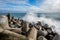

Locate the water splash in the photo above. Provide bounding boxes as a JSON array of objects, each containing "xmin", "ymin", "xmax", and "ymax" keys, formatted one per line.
[{"xmin": 23, "ymin": 13, "xmax": 60, "ymax": 35}]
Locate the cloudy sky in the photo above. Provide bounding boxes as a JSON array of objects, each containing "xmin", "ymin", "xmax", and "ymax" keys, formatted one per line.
[{"xmin": 0, "ymin": 0, "xmax": 60, "ymax": 13}]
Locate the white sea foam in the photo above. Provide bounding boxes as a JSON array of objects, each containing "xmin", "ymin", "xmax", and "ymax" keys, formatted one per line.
[{"xmin": 23, "ymin": 13, "xmax": 60, "ymax": 35}]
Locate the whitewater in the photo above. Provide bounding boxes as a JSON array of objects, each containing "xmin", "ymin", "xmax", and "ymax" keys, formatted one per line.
[{"xmin": 23, "ymin": 13, "xmax": 60, "ymax": 35}]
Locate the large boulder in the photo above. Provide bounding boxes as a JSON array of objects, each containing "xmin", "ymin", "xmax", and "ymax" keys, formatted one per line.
[
  {"xmin": 37, "ymin": 30, "xmax": 48, "ymax": 37},
  {"xmin": 0, "ymin": 15, "xmax": 10, "ymax": 29},
  {"xmin": 28, "ymin": 27, "xmax": 37, "ymax": 40}
]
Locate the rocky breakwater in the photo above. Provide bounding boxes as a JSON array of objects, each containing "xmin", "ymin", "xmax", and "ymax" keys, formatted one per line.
[{"xmin": 0, "ymin": 13, "xmax": 59, "ymax": 40}]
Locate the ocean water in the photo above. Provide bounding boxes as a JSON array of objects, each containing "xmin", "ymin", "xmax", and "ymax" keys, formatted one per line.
[
  {"xmin": 0, "ymin": 13, "xmax": 26, "ymax": 18},
  {"xmin": 0, "ymin": 13, "xmax": 60, "ymax": 35},
  {"xmin": 0, "ymin": 13, "xmax": 60, "ymax": 21}
]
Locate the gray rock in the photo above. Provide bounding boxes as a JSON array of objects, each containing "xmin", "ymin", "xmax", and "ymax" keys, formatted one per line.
[
  {"xmin": 35, "ymin": 25, "xmax": 42, "ymax": 30},
  {"xmin": 22, "ymin": 22, "xmax": 30, "ymax": 32},
  {"xmin": 38, "ymin": 36, "xmax": 47, "ymax": 40},
  {"xmin": 37, "ymin": 30, "xmax": 48, "ymax": 37},
  {"xmin": 47, "ymin": 29, "xmax": 52, "ymax": 33},
  {"xmin": 53, "ymin": 35, "xmax": 60, "ymax": 40}
]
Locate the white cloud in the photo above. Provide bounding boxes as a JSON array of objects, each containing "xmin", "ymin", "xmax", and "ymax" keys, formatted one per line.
[
  {"xmin": 0, "ymin": 0, "xmax": 31, "ymax": 12},
  {"xmin": 39, "ymin": 0, "xmax": 60, "ymax": 13},
  {"xmin": 0, "ymin": 0, "xmax": 60, "ymax": 13},
  {"xmin": 3, "ymin": 0, "xmax": 28, "ymax": 4},
  {"xmin": 27, "ymin": 0, "xmax": 60, "ymax": 13}
]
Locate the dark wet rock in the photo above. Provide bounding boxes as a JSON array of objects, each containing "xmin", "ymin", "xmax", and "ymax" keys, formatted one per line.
[
  {"xmin": 43, "ymin": 24, "xmax": 49, "ymax": 30},
  {"xmin": 35, "ymin": 25, "xmax": 42, "ymax": 30},
  {"xmin": 38, "ymin": 36, "xmax": 47, "ymax": 40},
  {"xmin": 48, "ymin": 32, "xmax": 58, "ymax": 37},
  {"xmin": 53, "ymin": 35, "xmax": 60, "ymax": 40},
  {"xmin": 11, "ymin": 16, "xmax": 16, "ymax": 25},
  {"xmin": 47, "ymin": 28, "xmax": 52, "ymax": 34},
  {"xmin": 6, "ymin": 13, "xmax": 11, "ymax": 21},
  {"xmin": 36, "ymin": 21, "xmax": 41, "ymax": 26},
  {"xmin": 46, "ymin": 34, "xmax": 54, "ymax": 40},
  {"xmin": 29, "ymin": 23, "xmax": 33, "ymax": 28},
  {"xmin": 21, "ymin": 22, "xmax": 30, "ymax": 36},
  {"xmin": 37, "ymin": 29, "xmax": 48, "ymax": 37}
]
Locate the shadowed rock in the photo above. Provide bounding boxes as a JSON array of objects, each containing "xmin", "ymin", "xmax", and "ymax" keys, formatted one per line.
[
  {"xmin": 43, "ymin": 24, "xmax": 49, "ymax": 30},
  {"xmin": 38, "ymin": 36, "xmax": 47, "ymax": 40},
  {"xmin": 29, "ymin": 23, "xmax": 33, "ymax": 28},
  {"xmin": 35, "ymin": 25, "xmax": 42, "ymax": 30},
  {"xmin": 47, "ymin": 28, "xmax": 52, "ymax": 34},
  {"xmin": 22, "ymin": 22, "xmax": 30, "ymax": 32},
  {"xmin": 37, "ymin": 29, "xmax": 48, "ymax": 37},
  {"xmin": 22, "ymin": 22, "xmax": 30, "ymax": 35},
  {"xmin": 15, "ymin": 18, "xmax": 23, "ymax": 28},
  {"xmin": 53, "ymin": 35, "xmax": 60, "ymax": 40},
  {"xmin": 6, "ymin": 13, "xmax": 11, "ymax": 21},
  {"xmin": 0, "ymin": 28, "xmax": 28, "ymax": 40},
  {"xmin": 36, "ymin": 21, "xmax": 41, "ymax": 26},
  {"xmin": 11, "ymin": 16, "xmax": 16, "ymax": 25}
]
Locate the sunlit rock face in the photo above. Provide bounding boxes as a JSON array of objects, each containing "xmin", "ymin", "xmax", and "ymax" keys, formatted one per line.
[
  {"xmin": 28, "ymin": 27, "xmax": 37, "ymax": 40},
  {"xmin": 0, "ymin": 15, "xmax": 10, "ymax": 29}
]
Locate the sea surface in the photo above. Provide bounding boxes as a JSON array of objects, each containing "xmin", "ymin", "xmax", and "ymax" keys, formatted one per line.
[
  {"xmin": 0, "ymin": 13, "xmax": 26, "ymax": 18},
  {"xmin": 0, "ymin": 13, "xmax": 60, "ymax": 21}
]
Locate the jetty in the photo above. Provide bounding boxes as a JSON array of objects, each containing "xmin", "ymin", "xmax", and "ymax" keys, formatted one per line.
[{"xmin": 0, "ymin": 13, "xmax": 59, "ymax": 40}]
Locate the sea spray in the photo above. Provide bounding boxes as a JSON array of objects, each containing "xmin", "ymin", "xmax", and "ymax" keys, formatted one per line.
[
  {"xmin": 23, "ymin": 12, "xmax": 38, "ymax": 23},
  {"xmin": 23, "ymin": 13, "xmax": 60, "ymax": 35}
]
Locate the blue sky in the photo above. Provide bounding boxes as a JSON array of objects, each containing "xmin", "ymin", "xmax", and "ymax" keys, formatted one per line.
[
  {"xmin": 0, "ymin": 0, "xmax": 60, "ymax": 13},
  {"xmin": 0, "ymin": 0, "xmax": 44, "ymax": 13},
  {"xmin": 28, "ymin": 0, "xmax": 44, "ymax": 6}
]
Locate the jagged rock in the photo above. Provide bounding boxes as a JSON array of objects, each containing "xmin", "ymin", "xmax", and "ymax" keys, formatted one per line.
[{"xmin": 38, "ymin": 36, "xmax": 47, "ymax": 40}]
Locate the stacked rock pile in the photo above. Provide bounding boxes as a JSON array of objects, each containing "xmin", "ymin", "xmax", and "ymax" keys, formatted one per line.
[{"xmin": 0, "ymin": 13, "xmax": 59, "ymax": 40}]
